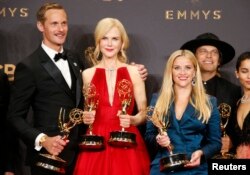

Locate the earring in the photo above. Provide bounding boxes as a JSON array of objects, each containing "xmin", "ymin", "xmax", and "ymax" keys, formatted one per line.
[{"xmin": 192, "ymin": 78, "xmax": 196, "ymax": 86}]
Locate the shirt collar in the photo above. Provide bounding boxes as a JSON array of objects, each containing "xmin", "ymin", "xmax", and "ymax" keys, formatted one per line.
[{"xmin": 41, "ymin": 42, "xmax": 64, "ymax": 60}]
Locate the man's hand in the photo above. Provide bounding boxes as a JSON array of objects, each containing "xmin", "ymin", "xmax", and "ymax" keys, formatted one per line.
[
  {"xmin": 41, "ymin": 135, "xmax": 69, "ymax": 156},
  {"xmin": 131, "ymin": 62, "xmax": 148, "ymax": 81}
]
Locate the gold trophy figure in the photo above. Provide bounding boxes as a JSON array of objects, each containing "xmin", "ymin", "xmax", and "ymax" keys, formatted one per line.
[
  {"xmin": 146, "ymin": 106, "xmax": 189, "ymax": 172},
  {"xmin": 218, "ymin": 103, "xmax": 231, "ymax": 137},
  {"xmin": 36, "ymin": 108, "xmax": 83, "ymax": 174},
  {"xmin": 108, "ymin": 79, "xmax": 137, "ymax": 148},
  {"xmin": 213, "ymin": 103, "xmax": 235, "ymax": 159},
  {"xmin": 79, "ymin": 83, "xmax": 104, "ymax": 150}
]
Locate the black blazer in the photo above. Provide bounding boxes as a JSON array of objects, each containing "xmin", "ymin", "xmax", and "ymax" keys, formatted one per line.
[
  {"xmin": 0, "ymin": 69, "xmax": 12, "ymax": 173},
  {"xmin": 7, "ymin": 46, "xmax": 83, "ymax": 167},
  {"xmin": 0, "ymin": 69, "xmax": 9, "ymax": 132},
  {"xmin": 203, "ymin": 75, "xmax": 242, "ymax": 136}
]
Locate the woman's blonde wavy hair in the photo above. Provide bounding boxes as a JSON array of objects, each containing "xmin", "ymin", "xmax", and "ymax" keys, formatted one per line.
[
  {"xmin": 155, "ymin": 49, "xmax": 212, "ymax": 123},
  {"xmin": 86, "ymin": 18, "xmax": 129, "ymax": 66}
]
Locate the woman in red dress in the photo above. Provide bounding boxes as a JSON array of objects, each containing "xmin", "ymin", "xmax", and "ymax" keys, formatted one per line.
[{"xmin": 73, "ymin": 17, "xmax": 150, "ymax": 175}]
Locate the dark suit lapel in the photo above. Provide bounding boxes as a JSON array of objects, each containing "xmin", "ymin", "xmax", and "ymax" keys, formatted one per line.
[
  {"xmin": 38, "ymin": 48, "xmax": 73, "ymax": 97},
  {"xmin": 66, "ymin": 52, "xmax": 83, "ymax": 106}
]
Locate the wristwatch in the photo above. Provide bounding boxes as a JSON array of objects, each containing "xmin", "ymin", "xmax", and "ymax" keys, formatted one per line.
[{"xmin": 39, "ymin": 135, "xmax": 48, "ymax": 147}]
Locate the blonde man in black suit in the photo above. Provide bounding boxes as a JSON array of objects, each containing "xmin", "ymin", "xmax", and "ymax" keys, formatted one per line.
[{"xmin": 7, "ymin": 3, "xmax": 83, "ymax": 175}]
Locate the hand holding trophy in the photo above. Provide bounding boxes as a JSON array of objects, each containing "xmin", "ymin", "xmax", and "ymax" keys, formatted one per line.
[
  {"xmin": 36, "ymin": 108, "xmax": 83, "ymax": 174},
  {"xmin": 79, "ymin": 82, "xmax": 104, "ymax": 150},
  {"xmin": 213, "ymin": 103, "xmax": 235, "ymax": 159},
  {"xmin": 108, "ymin": 79, "xmax": 137, "ymax": 148},
  {"xmin": 146, "ymin": 106, "xmax": 189, "ymax": 172}
]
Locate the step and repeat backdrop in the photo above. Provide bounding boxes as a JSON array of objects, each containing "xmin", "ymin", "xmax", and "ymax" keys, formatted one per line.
[
  {"xmin": 1, "ymin": 0, "xmax": 250, "ymax": 174},
  {"xmin": 1, "ymin": 0, "xmax": 250, "ymax": 86}
]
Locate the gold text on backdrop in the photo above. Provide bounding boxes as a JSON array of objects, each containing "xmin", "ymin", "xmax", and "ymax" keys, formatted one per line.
[
  {"xmin": 165, "ymin": 10, "xmax": 221, "ymax": 20},
  {"xmin": 0, "ymin": 7, "xmax": 29, "ymax": 17}
]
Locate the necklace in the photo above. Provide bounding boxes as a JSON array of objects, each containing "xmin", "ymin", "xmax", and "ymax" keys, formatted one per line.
[
  {"xmin": 106, "ymin": 68, "xmax": 116, "ymax": 72},
  {"xmin": 102, "ymin": 60, "xmax": 118, "ymax": 105},
  {"xmin": 105, "ymin": 67, "xmax": 116, "ymax": 106},
  {"xmin": 240, "ymin": 95, "xmax": 250, "ymax": 104}
]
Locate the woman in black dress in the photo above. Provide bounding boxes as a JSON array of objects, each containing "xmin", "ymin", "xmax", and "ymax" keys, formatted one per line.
[{"xmin": 232, "ymin": 51, "xmax": 250, "ymax": 158}]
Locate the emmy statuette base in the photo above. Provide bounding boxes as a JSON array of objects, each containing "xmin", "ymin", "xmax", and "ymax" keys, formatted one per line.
[
  {"xmin": 160, "ymin": 153, "xmax": 189, "ymax": 172},
  {"xmin": 36, "ymin": 153, "xmax": 67, "ymax": 174},
  {"xmin": 108, "ymin": 131, "xmax": 137, "ymax": 148},
  {"xmin": 79, "ymin": 135, "xmax": 105, "ymax": 151}
]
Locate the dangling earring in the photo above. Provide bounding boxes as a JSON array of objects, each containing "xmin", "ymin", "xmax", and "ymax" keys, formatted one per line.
[{"xmin": 192, "ymin": 78, "xmax": 196, "ymax": 86}]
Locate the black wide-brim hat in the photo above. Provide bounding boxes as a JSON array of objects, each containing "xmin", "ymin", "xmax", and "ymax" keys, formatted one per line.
[{"xmin": 180, "ymin": 33, "xmax": 235, "ymax": 65}]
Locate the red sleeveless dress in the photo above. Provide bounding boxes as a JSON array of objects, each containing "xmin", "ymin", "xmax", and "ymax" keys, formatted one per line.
[{"xmin": 73, "ymin": 67, "xmax": 150, "ymax": 175}]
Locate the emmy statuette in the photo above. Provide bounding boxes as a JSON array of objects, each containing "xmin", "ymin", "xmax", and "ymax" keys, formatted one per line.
[
  {"xmin": 213, "ymin": 103, "xmax": 235, "ymax": 159},
  {"xmin": 108, "ymin": 79, "xmax": 137, "ymax": 148},
  {"xmin": 79, "ymin": 83, "xmax": 104, "ymax": 150},
  {"xmin": 36, "ymin": 108, "xmax": 83, "ymax": 174},
  {"xmin": 146, "ymin": 106, "xmax": 189, "ymax": 172}
]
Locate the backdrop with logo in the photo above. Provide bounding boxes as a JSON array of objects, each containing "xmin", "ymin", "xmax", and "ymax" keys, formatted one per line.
[
  {"xmin": 1, "ymin": 0, "xmax": 250, "ymax": 84},
  {"xmin": 1, "ymin": 0, "xmax": 250, "ymax": 174}
]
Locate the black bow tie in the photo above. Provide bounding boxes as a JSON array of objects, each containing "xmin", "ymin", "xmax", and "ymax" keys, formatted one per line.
[{"xmin": 54, "ymin": 52, "xmax": 67, "ymax": 62}]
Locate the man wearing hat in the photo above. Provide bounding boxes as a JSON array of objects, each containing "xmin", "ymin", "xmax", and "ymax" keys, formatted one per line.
[{"xmin": 181, "ymin": 32, "xmax": 242, "ymax": 157}]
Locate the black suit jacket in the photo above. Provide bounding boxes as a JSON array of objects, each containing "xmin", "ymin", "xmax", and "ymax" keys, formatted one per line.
[
  {"xmin": 0, "ymin": 69, "xmax": 9, "ymax": 138},
  {"xmin": 0, "ymin": 69, "xmax": 12, "ymax": 173},
  {"xmin": 7, "ymin": 46, "xmax": 83, "ymax": 168},
  {"xmin": 203, "ymin": 75, "xmax": 242, "ymax": 138}
]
